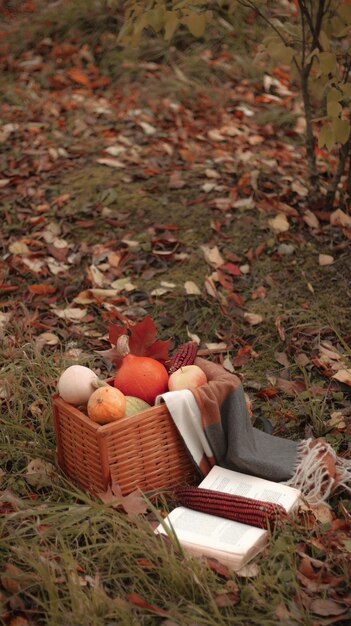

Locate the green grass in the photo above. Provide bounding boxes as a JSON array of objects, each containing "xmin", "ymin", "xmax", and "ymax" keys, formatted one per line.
[
  {"xmin": 0, "ymin": 341, "xmax": 340, "ymax": 626},
  {"xmin": 1, "ymin": 193, "xmax": 351, "ymax": 623},
  {"xmin": 1, "ymin": 2, "xmax": 351, "ymax": 624}
]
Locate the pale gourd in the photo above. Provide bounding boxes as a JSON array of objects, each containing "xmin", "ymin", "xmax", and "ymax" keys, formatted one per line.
[
  {"xmin": 57, "ymin": 365, "xmax": 99, "ymax": 405},
  {"xmin": 125, "ymin": 396, "xmax": 151, "ymax": 417}
]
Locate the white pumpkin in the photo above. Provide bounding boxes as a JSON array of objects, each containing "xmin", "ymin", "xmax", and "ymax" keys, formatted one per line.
[{"xmin": 57, "ymin": 365, "xmax": 99, "ymax": 405}]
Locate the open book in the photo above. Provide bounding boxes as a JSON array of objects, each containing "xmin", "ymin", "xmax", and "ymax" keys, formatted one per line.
[{"xmin": 155, "ymin": 465, "xmax": 301, "ymax": 570}]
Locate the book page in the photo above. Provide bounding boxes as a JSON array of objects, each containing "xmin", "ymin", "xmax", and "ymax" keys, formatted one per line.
[
  {"xmin": 156, "ymin": 506, "xmax": 266, "ymax": 555},
  {"xmin": 199, "ymin": 466, "xmax": 301, "ymax": 512}
]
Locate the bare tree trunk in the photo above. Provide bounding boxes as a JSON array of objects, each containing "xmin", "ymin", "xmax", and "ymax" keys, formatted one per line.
[
  {"xmin": 346, "ymin": 153, "xmax": 351, "ymax": 210},
  {"xmin": 300, "ymin": 67, "xmax": 320, "ymax": 197},
  {"xmin": 324, "ymin": 144, "xmax": 350, "ymax": 210},
  {"xmin": 325, "ymin": 112, "xmax": 351, "ymax": 210}
]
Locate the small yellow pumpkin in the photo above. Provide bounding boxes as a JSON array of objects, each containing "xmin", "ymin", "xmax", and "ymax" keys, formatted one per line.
[{"xmin": 87, "ymin": 386, "xmax": 126, "ymax": 424}]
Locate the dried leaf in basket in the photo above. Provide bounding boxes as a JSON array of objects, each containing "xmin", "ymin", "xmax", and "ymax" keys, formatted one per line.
[
  {"xmin": 97, "ymin": 316, "xmax": 171, "ymax": 367},
  {"xmin": 97, "ymin": 481, "xmax": 148, "ymax": 516}
]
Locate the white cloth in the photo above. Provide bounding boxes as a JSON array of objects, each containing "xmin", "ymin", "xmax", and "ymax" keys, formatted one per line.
[{"xmin": 156, "ymin": 390, "xmax": 213, "ymax": 468}]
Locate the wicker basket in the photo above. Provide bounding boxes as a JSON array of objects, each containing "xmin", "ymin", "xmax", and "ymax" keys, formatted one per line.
[{"xmin": 52, "ymin": 387, "xmax": 197, "ymax": 496}]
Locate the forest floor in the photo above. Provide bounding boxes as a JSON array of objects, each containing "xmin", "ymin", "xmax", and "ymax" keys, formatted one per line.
[{"xmin": 1, "ymin": 2, "xmax": 351, "ymax": 625}]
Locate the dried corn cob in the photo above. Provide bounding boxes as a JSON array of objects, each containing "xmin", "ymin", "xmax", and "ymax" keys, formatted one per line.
[
  {"xmin": 173, "ymin": 486, "xmax": 288, "ymax": 529},
  {"xmin": 166, "ymin": 341, "xmax": 199, "ymax": 374}
]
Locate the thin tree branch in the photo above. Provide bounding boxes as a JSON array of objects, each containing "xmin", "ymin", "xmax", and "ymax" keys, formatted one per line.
[
  {"xmin": 342, "ymin": 57, "xmax": 351, "ymax": 84},
  {"xmin": 236, "ymin": 0, "xmax": 302, "ymax": 72},
  {"xmin": 346, "ymin": 155, "xmax": 351, "ymax": 208},
  {"xmin": 325, "ymin": 128, "xmax": 351, "ymax": 210},
  {"xmin": 298, "ymin": 0, "xmax": 315, "ymax": 45}
]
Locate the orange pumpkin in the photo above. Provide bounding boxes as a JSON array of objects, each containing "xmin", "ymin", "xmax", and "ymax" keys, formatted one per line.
[
  {"xmin": 87, "ymin": 386, "xmax": 126, "ymax": 424},
  {"xmin": 114, "ymin": 335, "xmax": 169, "ymax": 405}
]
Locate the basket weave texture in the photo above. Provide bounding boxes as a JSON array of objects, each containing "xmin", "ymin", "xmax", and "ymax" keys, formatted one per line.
[{"xmin": 52, "ymin": 387, "xmax": 196, "ymax": 496}]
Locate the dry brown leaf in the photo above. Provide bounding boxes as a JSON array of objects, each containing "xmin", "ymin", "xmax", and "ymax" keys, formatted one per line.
[
  {"xmin": 295, "ymin": 353, "xmax": 310, "ymax": 366},
  {"xmin": 208, "ymin": 128, "xmax": 226, "ymax": 141},
  {"xmin": 204, "ymin": 276, "xmax": 219, "ymax": 299},
  {"xmin": 248, "ymin": 134, "xmax": 264, "ymax": 145},
  {"xmin": 299, "ymin": 500, "xmax": 333, "ymax": 525},
  {"xmin": 330, "ymin": 208, "xmax": 351, "ymax": 228},
  {"xmin": 236, "ymin": 562, "xmax": 260, "ymax": 577},
  {"xmin": 309, "ymin": 598, "xmax": 348, "ymax": 617},
  {"xmin": 25, "ymin": 459, "xmax": 56, "ymax": 488},
  {"xmin": 201, "ymin": 244, "xmax": 225, "ymax": 267},
  {"xmin": 74, "ymin": 289, "xmax": 121, "ymax": 304},
  {"xmin": 291, "ymin": 180, "xmax": 308, "ymax": 197},
  {"xmin": 9, "ymin": 241, "xmax": 30, "ymax": 255},
  {"xmin": 275, "ymin": 351, "xmax": 290, "ymax": 367},
  {"xmin": 1, "ymin": 564, "xmax": 24, "ymax": 593},
  {"xmin": 184, "ymin": 280, "xmax": 201, "ymax": 295},
  {"xmin": 303, "ymin": 209, "xmax": 320, "ymax": 229},
  {"xmin": 205, "ymin": 168, "xmax": 221, "ymax": 179},
  {"xmin": 222, "ymin": 357, "xmax": 235, "ymax": 372},
  {"xmin": 35, "ymin": 332, "xmax": 60, "ymax": 349},
  {"xmin": 0, "ymin": 311, "xmax": 11, "ymax": 332},
  {"xmin": 47, "ymin": 258, "xmax": 69, "ymax": 275},
  {"xmin": 41, "ymin": 222, "xmax": 61, "ymax": 243},
  {"xmin": 243, "ymin": 312, "xmax": 263, "ymax": 326},
  {"xmin": 127, "ymin": 592, "xmax": 168, "ymax": 615},
  {"xmin": 204, "ymin": 557, "xmax": 231, "ymax": 578},
  {"xmin": 169, "ymin": 171, "xmax": 186, "ymax": 189},
  {"xmin": 326, "ymin": 411, "xmax": 346, "ymax": 431},
  {"xmin": 251, "ymin": 286, "xmax": 267, "ymax": 300},
  {"xmin": 276, "ymin": 378, "xmax": 306, "ymax": 395},
  {"xmin": 88, "ymin": 264, "xmax": 106, "ymax": 287},
  {"xmin": 213, "ymin": 589, "xmax": 240, "ymax": 607},
  {"xmin": 204, "ymin": 342, "xmax": 226, "ymax": 352},
  {"xmin": 268, "ymin": 213, "xmax": 290, "ymax": 232},
  {"xmin": 97, "ymin": 482, "xmax": 148, "ymax": 516},
  {"xmin": 296, "ymin": 570, "xmax": 320, "ymax": 593},
  {"xmin": 67, "ymin": 67, "xmax": 92, "ymax": 87},
  {"xmin": 138, "ymin": 121, "xmax": 157, "ymax": 135},
  {"xmin": 105, "ymin": 145, "xmax": 126, "ymax": 156},
  {"xmin": 49, "ymin": 237, "xmax": 69, "ymax": 258},
  {"xmin": 0, "ymin": 380, "xmax": 13, "ymax": 400},
  {"xmin": 108, "ymin": 251, "xmax": 122, "ymax": 267},
  {"xmin": 274, "ymin": 601, "xmax": 292, "ymax": 622},
  {"xmin": 186, "ymin": 328, "xmax": 201, "ymax": 344},
  {"xmin": 319, "ymin": 343, "xmax": 343, "ymax": 361},
  {"xmin": 319, "ymin": 254, "xmax": 334, "ymax": 266},
  {"xmin": 202, "ymin": 182, "xmax": 217, "ymax": 193},
  {"xmin": 232, "ymin": 196, "xmax": 255, "ymax": 210},
  {"xmin": 53, "ymin": 307, "xmax": 88, "ymax": 322},
  {"xmin": 110, "ymin": 278, "xmax": 136, "ymax": 291},
  {"xmin": 275, "ymin": 315, "xmax": 286, "ymax": 341},
  {"xmin": 28, "ymin": 283, "xmax": 56, "ymax": 295},
  {"xmin": 332, "ymin": 369, "xmax": 351, "ymax": 386}
]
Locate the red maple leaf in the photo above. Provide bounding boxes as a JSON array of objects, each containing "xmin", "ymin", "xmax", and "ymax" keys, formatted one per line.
[{"xmin": 105, "ymin": 316, "xmax": 171, "ymax": 366}]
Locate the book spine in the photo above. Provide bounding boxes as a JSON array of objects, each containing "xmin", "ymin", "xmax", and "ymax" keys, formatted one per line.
[{"xmin": 174, "ymin": 486, "xmax": 288, "ymax": 529}]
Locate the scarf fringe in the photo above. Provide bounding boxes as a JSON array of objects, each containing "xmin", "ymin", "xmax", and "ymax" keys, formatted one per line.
[{"xmin": 285, "ymin": 439, "xmax": 351, "ymax": 505}]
